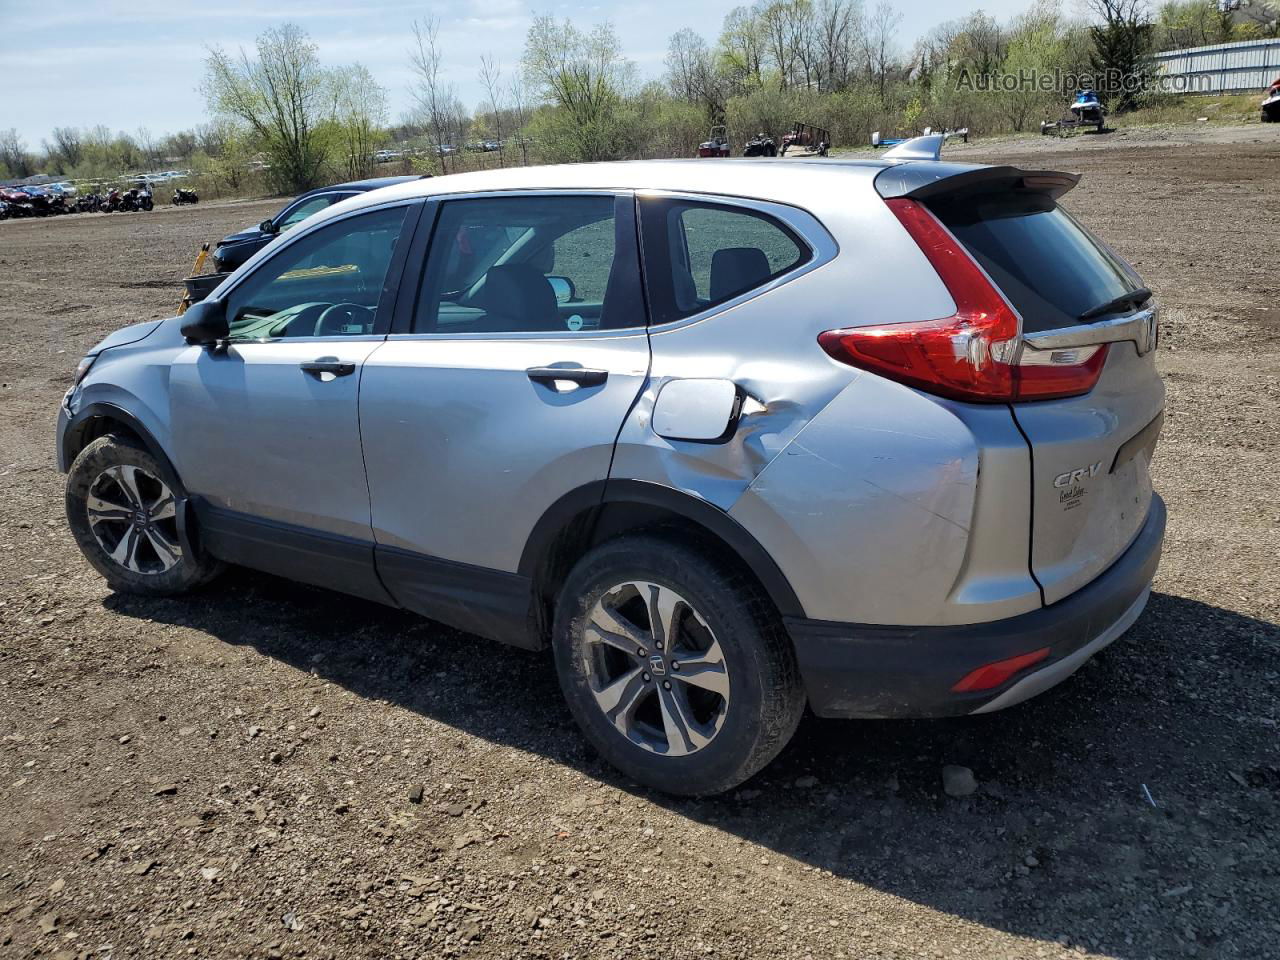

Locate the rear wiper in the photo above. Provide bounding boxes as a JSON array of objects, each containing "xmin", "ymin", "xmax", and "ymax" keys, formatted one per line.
[{"xmin": 1078, "ymin": 287, "xmax": 1151, "ymax": 321}]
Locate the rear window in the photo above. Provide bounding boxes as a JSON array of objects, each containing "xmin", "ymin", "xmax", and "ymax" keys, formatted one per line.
[{"xmin": 928, "ymin": 193, "xmax": 1143, "ymax": 333}]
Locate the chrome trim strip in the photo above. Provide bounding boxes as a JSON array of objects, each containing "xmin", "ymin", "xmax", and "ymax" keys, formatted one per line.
[{"xmin": 1022, "ymin": 306, "xmax": 1158, "ymax": 355}]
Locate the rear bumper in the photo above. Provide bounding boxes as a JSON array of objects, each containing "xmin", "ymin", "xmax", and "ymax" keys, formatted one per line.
[{"xmin": 785, "ymin": 493, "xmax": 1166, "ymax": 718}]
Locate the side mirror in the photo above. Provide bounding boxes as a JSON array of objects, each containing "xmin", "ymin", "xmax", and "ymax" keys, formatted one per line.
[
  {"xmin": 546, "ymin": 275, "xmax": 576, "ymax": 304},
  {"xmin": 259, "ymin": 218, "xmax": 278, "ymax": 235},
  {"xmin": 180, "ymin": 299, "xmax": 229, "ymax": 345}
]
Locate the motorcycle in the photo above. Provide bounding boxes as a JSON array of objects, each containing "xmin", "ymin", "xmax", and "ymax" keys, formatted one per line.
[
  {"xmin": 172, "ymin": 188, "xmax": 199, "ymax": 205},
  {"xmin": 103, "ymin": 189, "xmax": 122, "ymax": 213}
]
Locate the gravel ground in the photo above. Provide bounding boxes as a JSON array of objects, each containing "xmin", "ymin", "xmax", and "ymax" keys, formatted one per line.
[{"xmin": 1, "ymin": 125, "xmax": 1278, "ymax": 960}]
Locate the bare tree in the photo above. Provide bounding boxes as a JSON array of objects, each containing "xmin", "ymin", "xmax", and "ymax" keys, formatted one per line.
[
  {"xmin": 665, "ymin": 28, "xmax": 728, "ymax": 119},
  {"xmin": 479, "ymin": 54, "xmax": 506, "ymax": 167},
  {"xmin": 0, "ymin": 128, "xmax": 34, "ymax": 179},
  {"xmin": 46, "ymin": 127, "xmax": 84, "ymax": 171},
  {"xmin": 863, "ymin": 0, "xmax": 901, "ymax": 103},
  {"xmin": 508, "ymin": 74, "xmax": 531, "ymax": 165},
  {"xmin": 814, "ymin": 0, "xmax": 862, "ymax": 92},
  {"xmin": 409, "ymin": 16, "xmax": 461, "ymax": 174},
  {"xmin": 135, "ymin": 127, "xmax": 160, "ymax": 171}
]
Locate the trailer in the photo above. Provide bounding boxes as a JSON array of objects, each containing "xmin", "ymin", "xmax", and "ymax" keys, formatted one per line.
[{"xmin": 780, "ymin": 122, "xmax": 830, "ymax": 156}]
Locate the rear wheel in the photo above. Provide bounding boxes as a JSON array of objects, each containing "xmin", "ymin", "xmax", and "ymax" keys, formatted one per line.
[
  {"xmin": 66, "ymin": 433, "xmax": 221, "ymax": 595},
  {"xmin": 552, "ymin": 535, "xmax": 805, "ymax": 795}
]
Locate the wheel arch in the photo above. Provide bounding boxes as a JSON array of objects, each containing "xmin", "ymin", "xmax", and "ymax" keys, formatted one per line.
[
  {"xmin": 61, "ymin": 402, "xmax": 168, "ymax": 474},
  {"xmin": 519, "ymin": 479, "xmax": 805, "ymax": 646}
]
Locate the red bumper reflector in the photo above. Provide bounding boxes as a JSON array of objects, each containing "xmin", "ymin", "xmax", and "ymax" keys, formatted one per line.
[{"xmin": 951, "ymin": 647, "xmax": 1051, "ymax": 693}]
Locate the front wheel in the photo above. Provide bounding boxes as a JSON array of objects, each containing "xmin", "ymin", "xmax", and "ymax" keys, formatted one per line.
[
  {"xmin": 65, "ymin": 433, "xmax": 221, "ymax": 595},
  {"xmin": 552, "ymin": 535, "xmax": 805, "ymax": 796}
]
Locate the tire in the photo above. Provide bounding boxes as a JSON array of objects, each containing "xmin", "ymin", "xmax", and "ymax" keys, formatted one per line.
[
  {"xmin": 65, "ymin": 433, "xmax": 221, "ymax": 596},
  {"xmin": 552, "ymin": 534, "xmax": 805, "ymax": 796}
]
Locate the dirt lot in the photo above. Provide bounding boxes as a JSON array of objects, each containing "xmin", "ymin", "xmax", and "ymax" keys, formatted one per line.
[{"xmin": 1, "ymin": 125, "xmax": 1278, "ymax": 960}]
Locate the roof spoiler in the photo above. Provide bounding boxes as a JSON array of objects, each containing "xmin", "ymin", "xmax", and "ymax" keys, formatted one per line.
[
  {"xmin": 882, "ymin": 134, "xmax": 946, "ymax": 161},
  {"xmin": 875, "ymin": 164, "xmax": 1080, "ymax": 201}
]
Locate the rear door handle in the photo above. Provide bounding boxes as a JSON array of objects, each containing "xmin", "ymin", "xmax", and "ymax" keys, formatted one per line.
[
  {"xmin": 301, "ymin": 357, "xmax": 356, "ymax": 378},
  {"xmin": 526, "ymin": 366, "xmax": 608, "ymax": 388}
]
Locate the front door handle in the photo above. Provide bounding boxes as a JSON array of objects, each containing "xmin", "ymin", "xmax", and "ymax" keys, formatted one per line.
[
  {"xmin": 526, "ymin": 366, "xmax": 608, "ymax": 388},
  {"xmin": 301, "ymin": 357, "xmax": 356, "ymax": 378}
]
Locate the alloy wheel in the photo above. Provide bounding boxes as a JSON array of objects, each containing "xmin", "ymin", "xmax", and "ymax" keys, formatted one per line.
[
  {"xmin": 85, "ymin": 465, "xmax": 182, "ymax": 575},
  {"xmin": 581, "ymin": 581, "xmax": 731, "ymax": 756}
]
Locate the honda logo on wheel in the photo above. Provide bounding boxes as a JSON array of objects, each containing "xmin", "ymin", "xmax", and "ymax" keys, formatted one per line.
[{"xmin": 648, "ymin": 655, "xmax": 667, "ymax": 676}]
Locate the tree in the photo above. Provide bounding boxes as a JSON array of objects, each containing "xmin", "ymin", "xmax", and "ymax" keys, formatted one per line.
[
  {"xmin": 523, "ymin": 17, "xmax": 633, "ymax": 162},
  {"xmin": 409, "ymin": 17, "xmax": 466, "ymax": 174},
  {"xmin": 135, "ymin": 127, "xmax": 161, "ymax": 171},
  {"xmin": 863, "ymin": 1, "xmax": 901, "ymax": 104},
  {"xmin": 479, "ymin": 55, "xmax": 507, "ymax": 166},
  {"xmin": 331, "ymin": 64, "xmax": 388, "ymax": 179},
  {"xmin": 1237, "ymin": 0, "xmax": 1280, "ymax": 38},
  {"xmin": 203, "ymin": 24, "xmax": 331, "ymax": 192},
  {"xmin": 1088, "ymin": 0, "xmax": 1155, "ymax": 112},
  {"xmin": 814, "ymin": 0, "xmax": 863, "ymax": 92},
  {"xmin": 720, "ymin": 6, "xmax": 767, "ymax": 92},
  {"xmin": 0, "ymin": 129, "xmax": 34, "ymax": 179},
  {"xmin": 508, "ymin": 74, "xmax": 532, "ymax": 165},
  {"xmin": 666, "ymin": 27, "xmax": 728, "ymax": 120},
  {"xmin": 46, "ymin": 127, "xmax": 84, "ymax": 171},
  {"xmin": 1156, "ymin": 0, "xmax": 1232, "ymax": 48},
  {"xmin": 1001, "ymin": 1, "xmax": 1067, "ymax": 132}
]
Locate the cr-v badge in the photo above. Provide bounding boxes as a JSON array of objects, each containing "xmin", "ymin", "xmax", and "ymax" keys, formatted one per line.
[{"xmin": 1054, "ymin": 461, "xmax": 1102, "ymax": 488}]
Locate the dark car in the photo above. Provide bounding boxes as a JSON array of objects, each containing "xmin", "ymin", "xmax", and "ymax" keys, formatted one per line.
[{"xmin": 213, "ymin": 176, "xmax": 422, "ymax": 272}]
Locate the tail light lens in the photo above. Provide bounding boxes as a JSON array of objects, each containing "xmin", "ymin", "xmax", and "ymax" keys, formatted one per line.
[{"xmin": 818, "ymin": 198, "xmax": 1107, "ymax": 403}]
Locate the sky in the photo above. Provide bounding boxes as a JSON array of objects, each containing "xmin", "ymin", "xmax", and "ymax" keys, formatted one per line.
[{"xmin": 0, "ymin": 0, "xmax": 1036, "ymax": 151}]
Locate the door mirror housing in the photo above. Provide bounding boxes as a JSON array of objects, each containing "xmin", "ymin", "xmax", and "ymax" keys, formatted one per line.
[
  {"xmin": 180, "ymin": 298, "xmax": 229, "ymax": 345},
  {"xmin": 546, "ymin": 275, "xmax": 576, "ymax": 304},
  {"xmin": 259, "ymin": 218, "xmax": 278, "ymax": 235}
]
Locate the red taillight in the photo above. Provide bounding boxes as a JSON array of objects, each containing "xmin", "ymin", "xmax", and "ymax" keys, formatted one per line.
[
  {"xmin": 951, "ymin": 647, "xmax": 1051, "ymax": 693},
  {"xmin": 818, "ymin": 197, "xmax": 1106, "ymax": 403}
]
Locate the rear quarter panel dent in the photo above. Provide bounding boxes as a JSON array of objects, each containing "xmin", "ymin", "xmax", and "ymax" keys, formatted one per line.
[{"xmin": 728, "ymin": 375, "xmax": 982, "ymax": 626}]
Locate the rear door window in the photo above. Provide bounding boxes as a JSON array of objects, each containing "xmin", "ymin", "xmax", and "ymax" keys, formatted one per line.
[
  {"xmin": 928, "ymin": 193, "xmax": 1144, "ymax": 333},
  {"xmin": 639, "ymin": 199, "xmax": 810, "ymax": 325}
]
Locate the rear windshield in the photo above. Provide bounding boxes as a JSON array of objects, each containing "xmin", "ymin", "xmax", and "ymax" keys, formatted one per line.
[{"xmin": 928, "ymin": 192, "xmax": 1143, "ymax": 333}]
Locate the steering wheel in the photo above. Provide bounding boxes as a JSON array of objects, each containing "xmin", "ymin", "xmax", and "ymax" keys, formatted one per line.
[{"xmin": 314, "ymin": 302, "xmax": 375, "ymax": 337}]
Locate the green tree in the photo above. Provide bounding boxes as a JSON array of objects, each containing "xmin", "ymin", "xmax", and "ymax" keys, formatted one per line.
[
  {"xmin": 523, "ymin": 17, "xmax": 634, "ymax": 162},
  {"xmin": 331, "ymin": 64, "xmax": 388, "ymax": 180},
  {"xmin": 1088, "ymin": 0, "xmax": 1155, "ymax": 112},
  {"xmin": 203, "ymin": 24, "xmax": 332, "ymax": 192}
]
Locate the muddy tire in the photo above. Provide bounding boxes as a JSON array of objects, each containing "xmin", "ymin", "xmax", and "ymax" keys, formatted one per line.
[
  {"xmin": 552, "ymin": 534, "xmax": 805, "ymax": 796},
  {"xmin": 65, "ymin": 433, "xmax": 221, "ymax": 596}
]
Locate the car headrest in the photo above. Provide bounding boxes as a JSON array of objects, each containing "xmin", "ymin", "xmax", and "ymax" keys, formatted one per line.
[
  {"xmin": 478, "ymin": 263, "xmax": 558, "ymax": 331},
  {"xmin": 710, "ymin": 247, "xmax": 772, "ymax": 302}
]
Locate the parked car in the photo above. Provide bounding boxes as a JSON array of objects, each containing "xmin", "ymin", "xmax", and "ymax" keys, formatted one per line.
[
  {"xmin": 212, "ymin": 175, "xmax": 421, "ymax": 272},
  {"xmin": 58, "ymin": 152, "xmax": 1165, "ymax": 796}
]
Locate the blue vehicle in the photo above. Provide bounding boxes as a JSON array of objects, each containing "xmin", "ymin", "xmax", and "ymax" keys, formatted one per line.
[{"xmin": 1070, "ymin": 89, "xmax": 1106, "ymax": 131}]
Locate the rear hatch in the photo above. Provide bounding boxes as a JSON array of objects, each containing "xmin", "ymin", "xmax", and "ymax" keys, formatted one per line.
[{"xmin": 927, "ymin": 181, "xmax": 1164, "ymax": 603}]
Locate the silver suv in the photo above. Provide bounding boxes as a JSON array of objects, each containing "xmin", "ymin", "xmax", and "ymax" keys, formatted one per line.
[{"xmin": 57, "ymin": 152, "xmax": 1165, "ymax": 795}]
